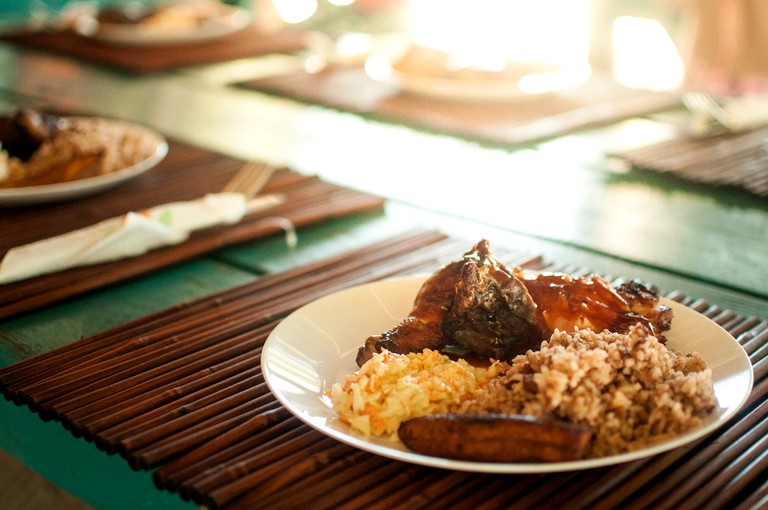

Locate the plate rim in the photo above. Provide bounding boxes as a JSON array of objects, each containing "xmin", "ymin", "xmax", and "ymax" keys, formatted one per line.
[
  {"xmin": 0, "ymin": 116, "xmax": 168, "ymax": 206},
  {"xmin": 262, "ymin": 276, "xmax": 754, "ymax": 473}
]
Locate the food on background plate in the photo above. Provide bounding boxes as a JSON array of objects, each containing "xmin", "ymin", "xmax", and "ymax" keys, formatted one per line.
[
  {"xmin": 96, "ymin": 0, "xmax": 231, "ymax": 29},
  {"xmin": 0, "ymin": 109, "xmax": 158, "ymax": 188},
  {"xmin": 391, "ymin": 44, "xmax": 564, "ymax": 83},
  {"xmin": 329, "ymin": 240, "xmax": 716, "ymax": 462}
]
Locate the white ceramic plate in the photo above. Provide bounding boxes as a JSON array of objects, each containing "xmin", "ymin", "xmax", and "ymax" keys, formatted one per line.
[
  {"xmin": 364, "ymin": 52, "xmax": 590, "ymax": 102},
  {"xmin": 0, "ymin": 118, "xmax": 168, "ymax": 206},
  {"xmin": 81, "ymin": 5, "xmax": 251, "ymax": 46},
  {"xmin": 262, "ymin": 276, "xmax": 754, "ymax": 473}
]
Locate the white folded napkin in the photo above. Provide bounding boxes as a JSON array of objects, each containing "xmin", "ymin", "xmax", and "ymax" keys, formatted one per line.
[{"xmin": 0, "ymin": 192, "xmax": 283, "ymax": 284}]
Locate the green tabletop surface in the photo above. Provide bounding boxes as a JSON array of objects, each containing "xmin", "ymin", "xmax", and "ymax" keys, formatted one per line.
[{"xmin": 1, "ymin": 17, "xmax": 767, "ymax": 510}]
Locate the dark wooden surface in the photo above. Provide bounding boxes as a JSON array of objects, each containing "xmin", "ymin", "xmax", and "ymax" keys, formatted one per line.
[
  {"xmin": 239, "ymin": 67, "xmax": 681, "ymax": 146},
  {"xmin": 0, "ymin": 141, "xmax": 384, "ymax": 320},
  {"xmin": 610, "ymin": 125, "xmax": 768, "ymax": 197},
  {"xmin": 0, "ymin": 25, "xmax": 310, "ymax": 73},
  {"xmin": 2, "ymin": 230, "xmax": 765, "ymax": 510}
]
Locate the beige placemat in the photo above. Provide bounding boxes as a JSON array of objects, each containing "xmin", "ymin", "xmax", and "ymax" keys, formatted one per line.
[
  {"xmin": 238, "ymin": 67, "xmax": 681, "ymax": 146},
  {"xmin": 610, "ymin": 127, "xmax": 768, "ymax": 197}
]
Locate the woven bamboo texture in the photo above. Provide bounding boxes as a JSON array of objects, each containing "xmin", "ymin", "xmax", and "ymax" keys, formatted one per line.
[
  {"xmin": 1, "ymin": 229, "xmax": 766, "ymax": 510},
  {"xmin": 0, "ymin": 139, "xmax": 385, "ymax": 320},
  {"xmin": 610, "ymin": 127, "xmax": 768, "ymax": 197},
  {"xmin": 0, "ymin": 25, "xmax": 310, "ymax": 74},
  {"xmin": 238, "ymin": 68, "xmax": 681, "ymax": 146}
]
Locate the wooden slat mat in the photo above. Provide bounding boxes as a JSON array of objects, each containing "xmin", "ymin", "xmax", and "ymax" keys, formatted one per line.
[
  {"xmin": 237, "ymin": 68, "xmax": 681, "ymax": 146},
  {"xmin": 2, "ymin": 229, "xmax": 767, "ymax": 510},
  {"xmin": 0, "ymin": 25, "xmax": 311, "ymax": 74},
  {"xmin": 609, "ymin": 127, "xmax": 768, "ymax": 197},
  {"xmin": 0, "ymin": 139, "xmax": 385, "ymax": 320}
]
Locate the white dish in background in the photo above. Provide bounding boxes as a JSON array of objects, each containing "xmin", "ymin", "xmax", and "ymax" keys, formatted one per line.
[
  {"xmin": 262, "ymin": 276, "xmax": 754, "ymax": 473},
  {"xmin": 0, "ymin": 118, "xmax": 167, "ymax": 206},
  {"xmin": 77, "ymin": 4, "xmax": 252, "ymax": 46}
]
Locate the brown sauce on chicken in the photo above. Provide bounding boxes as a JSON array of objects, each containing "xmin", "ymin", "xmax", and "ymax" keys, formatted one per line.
[
  {"xmin": 357, "ymin": 240, "xmax": 672, "ymax": 366},
  {"xmin": 518, "ymin": 271, "xmax": 672, "ymax": 339}
]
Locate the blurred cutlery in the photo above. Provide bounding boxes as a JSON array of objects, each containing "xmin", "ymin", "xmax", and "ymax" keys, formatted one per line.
[
  {"xmin": 222, "ymin": 161, "xmax": 274, "ymax": 197},
  {"xmin": 683, "ymin": 91, "xmax": 768, "ymax": 136}
]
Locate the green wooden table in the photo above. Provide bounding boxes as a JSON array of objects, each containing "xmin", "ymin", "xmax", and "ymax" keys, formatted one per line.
[{"xmin": 1, "ymin": 37, "xmax": 767, "ymax": 510}]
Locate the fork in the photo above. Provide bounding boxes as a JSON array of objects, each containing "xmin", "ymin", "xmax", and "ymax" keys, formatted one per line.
[
  {"xmin": 682, "ymin": 91, "xmax": 738, "ymax": 133},
  {"xmin": 220, "ymin": 161, "xmax": 292, "ymax": 244},
  {"xmin": 221, "ymin": 161, "xmax": 275, "ymax": 198}
]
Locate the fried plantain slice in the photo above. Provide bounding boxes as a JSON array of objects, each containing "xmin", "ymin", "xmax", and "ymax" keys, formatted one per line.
[{"xmin": 398, "ymin": 413, "xmax": 592, "ymax": 463}]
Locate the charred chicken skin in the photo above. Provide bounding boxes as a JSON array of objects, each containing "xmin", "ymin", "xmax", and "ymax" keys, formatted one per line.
[
  {"xmin": 0, "ymin": 109, "xmax": 62, "ymax": 161},
  {"xmin": 355, "ymin": 246, "xmax": 464, "ymax": 366},
  {"xmin": 440, "ymin": 241, "xmax": 546, "ymax": 359},
  {"xmin": 357, "ymin": 239, "xmax": 545, "ymax": 365},
  {"xmin": 356, "ymin": 240, "xmax": 672, "ymax": 366}
]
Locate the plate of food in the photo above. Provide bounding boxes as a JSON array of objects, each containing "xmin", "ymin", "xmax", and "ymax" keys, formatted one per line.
[
  {"xmin": 0, "ymin": 109, "xmax": 168, "ymax": 206},
  {"xmin": 364, "ymin": 43, "xmax": 591, "ymax": 101},
  {"xmin": 74, "ymin": 0, "xmax": 252, "ymax": 46},
  {"xmin": 262, "ymin": 240, "xmax": 753, "ymax": 473}
]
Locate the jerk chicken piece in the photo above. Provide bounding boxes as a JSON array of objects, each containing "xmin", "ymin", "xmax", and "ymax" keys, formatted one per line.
[
  {"xmin": 518, "ymin": 272, "xmax": 673, "ymax": 340},
  {"xmin": 614, "ymin": 279, "xmax": 674, "ymax": 334},
  {"xmin": 441, "ymin": 241, "xmax": 546, "ymax": 359},
  {"xmin": 356, "ymin": 240, "xmax": 546, "ymax": 365},
  {"xmin": 356, "ymin": 246, "xmax": 463, "ymax": 366},
  {"xmin": 0, "ymin": 109, "xmax": 62, "ymax": 161},
  {"xmin": 356, "ymin": 240, "xmax": 673, "ymax": 366}
]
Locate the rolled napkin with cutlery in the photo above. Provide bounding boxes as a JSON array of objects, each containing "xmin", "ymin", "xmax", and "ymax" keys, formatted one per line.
[
  {"xmin": 0, "ymin": 192, "xmax": 283, "ymax": 284},
  {"xmin": 684, "ymin": 91, "xmax": 768, "ymax": 135}
]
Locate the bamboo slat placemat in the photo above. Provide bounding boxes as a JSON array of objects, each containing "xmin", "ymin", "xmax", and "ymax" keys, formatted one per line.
[
  {"xmin": 0, "ymin": 139, "xmax": 385, "ymax": 320},
  {"xmin": 0, "ymin": 25, "xmax": 310, "ymax": 74},
  {"xmin": 609, "ymin": 127, "xmax": 768, "ymax": 197},
  {"xmin": 237, "ymin": 68, "xmax": 681, "ymax": 146},
  {"xmin": 1, "ymin": 229, "xmax": 766, "ymax": 510}
]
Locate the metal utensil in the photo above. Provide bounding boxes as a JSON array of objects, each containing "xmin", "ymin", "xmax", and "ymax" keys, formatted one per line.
[
  {"xmin": 221, "ymin": 161, "xmax": 275, "ymax": 198},
  {"xmin": 683, "ymin": 91, "xmax": 738, "ymax": 133}
]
